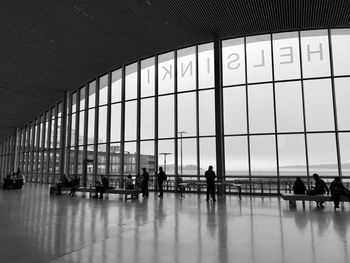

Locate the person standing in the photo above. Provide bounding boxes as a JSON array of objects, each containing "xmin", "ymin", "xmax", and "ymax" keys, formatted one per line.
[
  {"xmin": 157, "ymin": 167, "xmax": 167, "ymax": 197},
  {"xmin": 205, "ymin": 165, "xmax": 216, "ymax": 202},
  {"xmin": 141, "ymin": 167, "xmax": 149, "ymax": 198}
]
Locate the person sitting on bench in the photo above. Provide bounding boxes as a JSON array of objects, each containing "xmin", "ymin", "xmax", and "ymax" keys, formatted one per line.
[
  {"xmin": 309, "ymin": 173, "xmax": 329, "ymax": 208},
  {"xmin": 293, "ymin": 177, "xmax": 306, "ymax": 194},
  {"xmin": 94, "ymin": 175, "xmax": 114, "ymax": 199},
  {"xmin": 125, "ymin": 174, "xmax": 135, "ymax": 190},
  {"xmin": 69, "ymin": 175, "xmax": 80, "ymax": 196},
  {"xmin": 56, "ymin": 174, "xmax": 70, "ymax": 195},
  {"xmin": 330, "ymin": 177, "xmax": 350, "ymax": 210}
]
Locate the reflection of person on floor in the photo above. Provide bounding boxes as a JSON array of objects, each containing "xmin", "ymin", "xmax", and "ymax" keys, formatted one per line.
[
  {"xmin": 293, "ymin": 177, "xmax": 306, "ymax": 194},
  {"xmin": 313, "ymin": 173, "xmax": 329, "ymax": 208},
  {"xmin": 330, "ymin": 177, "xmax": 350, "ymax": 210},
  {"xmin": 205, "ymin": 165, "xmax": 216, "ymax": 202}
]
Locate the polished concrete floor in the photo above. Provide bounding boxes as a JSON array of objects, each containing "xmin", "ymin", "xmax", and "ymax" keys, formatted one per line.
[{"xmin": 0, "ymin": 184, "xmax": 350, "ymax": 263}]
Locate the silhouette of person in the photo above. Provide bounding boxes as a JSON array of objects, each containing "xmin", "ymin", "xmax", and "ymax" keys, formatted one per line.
[
  {"xmin": 157, "ymin": 167, "xmax": 167, "ymax": 197},
  {"xmin": 205, "ymin": 165, "xmax": 216, "ymax": 202},
  {"xmin": 141, "ymin": 168, "xmax": 149, "ymax": 198},
  {"xmin": 135, "ymin": 174, "xmax": 142, "ymax": 192},
  {"xmin": 313, "ymin": 173, "xmax": 329, "ymax": 208},
  {"xmin": 125, "ymin": 174, "xmax": 135, "ymax": 189},
  {"xmin": 293, "ymin": 177, "xmax": 306, "ymax": 194},
  {"xmin": 69, "ymin": 174, "xmax": 80, "ymax": 196},
  {"xmin": 330, "ymin": 177, "xmax": 350, "ymax": 210},
  {"xmin": 95, "ymin": 175, "xmax": 112, "ymax": 199}
]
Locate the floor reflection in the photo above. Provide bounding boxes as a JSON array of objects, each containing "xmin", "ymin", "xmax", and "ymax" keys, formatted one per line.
[{"xmin": 1, "ymin": 184, "xmax": 350, "ymax": 263}]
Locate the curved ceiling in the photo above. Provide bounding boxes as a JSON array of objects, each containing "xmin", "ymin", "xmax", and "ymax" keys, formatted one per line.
[{"xmin": 1, "ymin": 0, "xmax": 350, "ymax": 139}]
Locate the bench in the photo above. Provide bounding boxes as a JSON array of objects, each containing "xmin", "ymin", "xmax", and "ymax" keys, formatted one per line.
[
  {"xmin": 281, "ymin": 193, "xmax": 349, "ymax": 208},
  {"xmin": 49, "ymin": 185, "xmax": 139, "ymax": 200}
]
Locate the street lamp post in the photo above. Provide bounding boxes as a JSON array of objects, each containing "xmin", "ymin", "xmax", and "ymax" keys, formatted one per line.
[
  {"xmin": 159, "ymin": 152, "xmax": 171, "ymax": 173},
  {"xmin": 177, "ymin": 131, "xmax": 187, "ymax": 175}
]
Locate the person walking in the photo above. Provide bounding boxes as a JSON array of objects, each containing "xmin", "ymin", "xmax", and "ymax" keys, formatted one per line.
[
  {"xmin": 205, "ymin": 165, "xmax": 216, "ymax": 202},
  {"xmin": 157, "ymin": 167, "xmax": 167, "ymax": 197}
]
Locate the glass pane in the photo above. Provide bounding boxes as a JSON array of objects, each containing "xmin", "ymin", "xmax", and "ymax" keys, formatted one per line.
[
  {"xmin": 111, "ymin": 69, "xmax": 122, "ymax": 103},
  {"xmin": 87, "ymin": 109, "xmax": 94, "ymax": 144},
  {"xmin": 222, "ymin": 38, "xmax": 245, "ymax": 86},
  {"xmin": 248, "ymin": 84, "xmax": 275, "ymax": 133},
  {"xmin": 199, "ymin": 90, "xmax": 215, "ymax": 136},
  {"xmin": 200, "ymin": 137, "xmax": 216, "ymax": 177},
  {"xmin": 331, "ymin": 29, "xmax": 350, "ymax": 76},
  {"xmin": 198, "ymin": 43, "xmax": 214, "ymax": 89},
  {"xmin": 57, "ymin": 103, "xmax": 62, "ymax": 118},
  {"xmin": 141, "ymin": 98, "xmax": 154, "ymax": 140},
  {"xmin": 225, "ymin": 136, "xmax": 249, "ymax": 176},
  {"xmin": 72, "ymin": 92, "xmax": 77, "ymax": 113},
  {"xmin": 275, "ymin": 81, "xmax": 304, "ymax": 132},
  {"xmin": 158, "ymin": 95, "xmax": 174, "ymax": 138},
  {"xmin": 158, "ymin": 140, "xmax": 175, "ymax": 175},
  {"xmin": 124, "ymin": 142, "xmax": 136, "ymax": 174},
  {"xmin": 177, "ymin": 46, "xmax": 196, "ymax": 92},
  {"xmin": 99, "ymin": 74, "xmax": 108, "ymax": 105},
  {"xmin": 178, "ymin": 92, "xmax": 196, "ymax": 137},
  {"xmin": 158, "ymin": 52, "xmax": 174, "ymax": 95},
  {"xmin": 124, "ymin": 101, "xmax": 137, "ymax": 141},
  {"xmin": 77, "ymin": 146, "xmax": 84, "ymax": 176},
  {"xmin": 140, "ymin": 141, "xmax": 155, "ymax": 174},
  {"xmin": 98, "ymin": 106, "xmax": 107, "ymax": 143},
  {"xmin": 56, "ymin": 117, "xmax": 61, "ymax": 148},
  {"xmin": 304, "ymin": 79, "xmax": 334, "ymax": 131},
  {"xmin": 301, "ymin": 30, "xmax": 330, "ymax": 78},
  {"xmin": 97, "ymin": 144, "xmax": 107, "ymax": 175},
  {"xmin": 223, "ymin": 86, "xmax": 247, "ymax": 135},
  {"xmin": 246, "ymin": 34, "xmax": 272, "ymax": 83},
  {"xmin": 79, "ymin": 87, "xmax": 86, "ymax": 110},
  {"xmin": 178, "ymin": 138, "xmax": 197, "ymax": 177},
  {"xmin": 335, "ymin": 77, "xmax": 350, "ymax": 130},
  {"xmin": 110, "ymin": 104, "xmax": 121, "ymax": 142},
  {"xmin": 278, "ymin": 135, "xmax": 306, "ymax": 177},
  {"xmin": 307, "ymin": 133, "xmax": 338, "ymax": 177},
  {"xmin": 141, "ymin": 57, "xmax": 155, "ymax": 97},
  {"xmin": 88, "ymin": 81, "xmax": 96, "ymax": 108},
  {"xmin": 125, "ymin": 63, "xmax": 138, "ymax": 100},
  {"xmin": 110, "ymin": 143, "xmax": 121, "ymax": 176},
  {"xmin": 50, "ymin": 120, "xmax": 55, "ymax": 148},
  {"xmin": 71, "ymin": 113, "xmax": 76, "ymax": 146},
  {"xmin": 272, "ymin": 31, "xmax": 301, "ymax": 81},
  {"xmin": 339, "ymin": 133, "xmax": 350, "ymax": 177},
  {"xmin": 250, "ymin": 135, "xmax": 277, "ymax": 176}
]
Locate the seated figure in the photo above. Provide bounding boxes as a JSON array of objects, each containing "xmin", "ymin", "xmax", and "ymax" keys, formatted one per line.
[
  {"xmin": 330, "ymin": 177, "xmax": 350, "ymax": 209},
  {"xmin": 293, "ymin": 177, "xmax": 306, "ymax": 194},
  {"xmin": 69, "ymin": 175, "xmax": 80, "ymax": 196},
  {"xmin": 125, "ymin": 174, "xmax": 135, "ymax": 190},
  {"xmin": 56, "ymin": 174, "xmax": 70, "ymax": 195}
]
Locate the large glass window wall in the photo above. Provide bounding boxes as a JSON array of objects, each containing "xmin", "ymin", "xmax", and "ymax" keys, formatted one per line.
[{"xmin": 3, "ymin": 28, "xmax": 350, "ymax": 195}]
